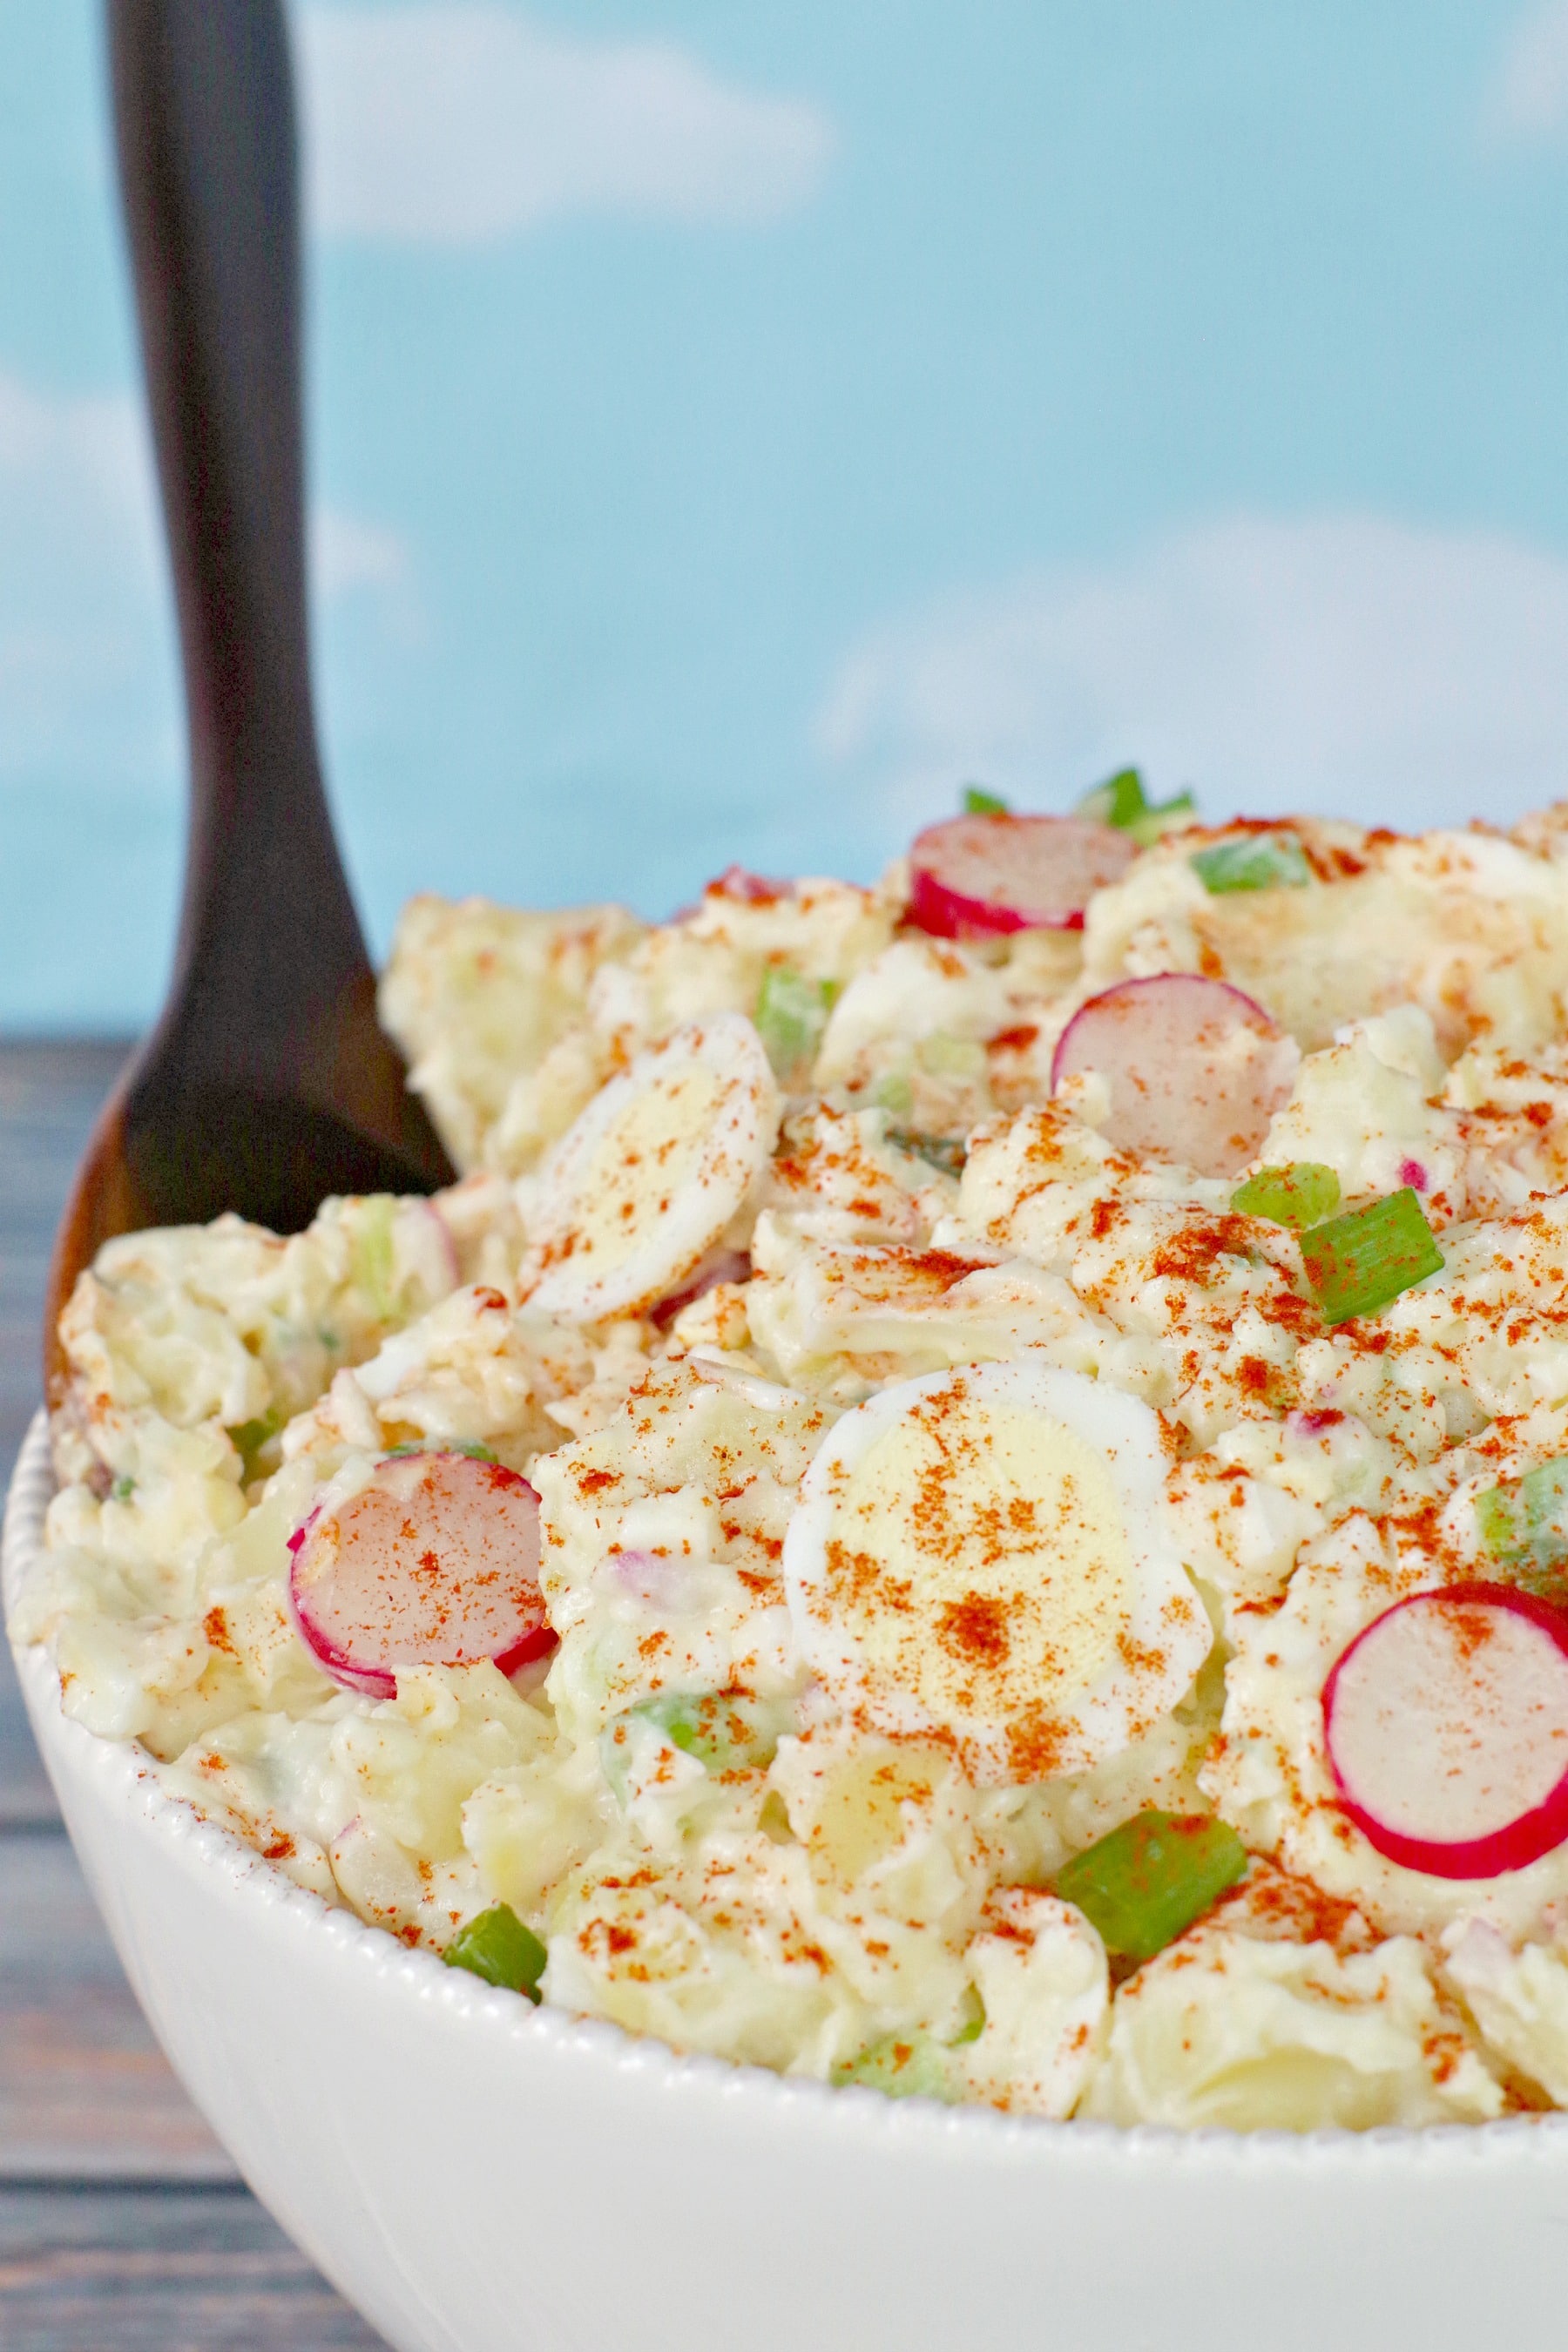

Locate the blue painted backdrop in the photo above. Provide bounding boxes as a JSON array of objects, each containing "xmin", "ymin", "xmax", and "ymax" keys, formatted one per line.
[{"xmin": 3, "ymin": 0, "xmax": 1568, "ymax": 1024}]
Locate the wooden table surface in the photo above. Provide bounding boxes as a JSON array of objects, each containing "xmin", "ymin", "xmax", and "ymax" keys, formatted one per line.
[{"xmin": 0, "ymin": 1041, "xmax": 387, "ymax": 2349}]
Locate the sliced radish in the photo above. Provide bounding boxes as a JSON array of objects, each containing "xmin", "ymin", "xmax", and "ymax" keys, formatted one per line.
[
  {"xmin": 649, "ymin": 1247, "xmax": 751, "ymax": 1333},
  {"xmin": 288, "ymin": 1450, "xmax": 554, "ymax": 1700},
  {"xmin": 1050, "ymin": 973, "xmax": 1297, "ymax": 1179},
  {"xmin": 708, "ymin": 864, "xmax": 790, "ymax": 904},
  {"xmin": 907, "ymin": 814, "xmax": 1137, "ymax": 939},
  {"xmin": 1322, "ymin": 1584, "xmax": 1568, "ymax": 1880},
  {"xmin": 419, "ymin": 1200, "xmax": 461, "ymax": 1290}
]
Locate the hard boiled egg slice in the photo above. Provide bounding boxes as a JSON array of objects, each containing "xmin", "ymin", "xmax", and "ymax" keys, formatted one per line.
[
  {"xmin": 522, "ymin": 1014, "xmax": 779, "ymax": 1323},
  {"xmin": 783, "ymin": 1358, "xmax": 1211, "ymax": 1785}
]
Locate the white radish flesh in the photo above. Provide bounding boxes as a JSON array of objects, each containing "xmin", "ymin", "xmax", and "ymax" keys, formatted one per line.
[
  {"xmin": 908, "ymin": 815, "xmax": 1136, "ymax": 939},
  {"xmin": 289, "ymin": 1450, "xmax": 552, "ymax": 1700},
  {"xmin": 1050, "ymin": 973, "xmax": 1296, "ymax": 1179},
  {"xmin": 1322, "ymin": 1585, "xmax": 1568, "ymax": 1880}
]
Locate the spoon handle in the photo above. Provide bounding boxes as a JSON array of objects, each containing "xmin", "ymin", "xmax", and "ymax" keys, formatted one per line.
[
  {"xmin": 44, "ymin": 3, "xmax": 454, "ymax": 1396},
  {"xmin": 108, "ymin": 0, "xmax": 374, "ymax": 1090}
]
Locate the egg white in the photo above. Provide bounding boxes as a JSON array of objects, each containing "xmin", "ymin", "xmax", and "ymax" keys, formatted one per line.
[
  {"xmin": 783, "ymin": 1356, "xmax": 1212, "ymax": 1785},
  {"xmin": 522, "ymin": 1014, "xmax": 778, "ymax": 1322}
]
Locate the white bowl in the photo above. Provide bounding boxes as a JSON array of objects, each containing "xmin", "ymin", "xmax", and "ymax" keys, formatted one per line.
[{"xmin": 8, "ymin": 1407, "xmax": 1568, "ymax": 2351}]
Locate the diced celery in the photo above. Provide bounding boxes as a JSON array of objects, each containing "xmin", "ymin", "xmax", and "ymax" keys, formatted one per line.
[
  {"xmin": 755, "ymin": 963, "xmax": 837, "ymax": 1080},
  {"xmin": 1127, "ymin": 787, "xmax": 1197, "ymax": 847},
  {"xmin": 832, "ymin": 2030, "xmax": 957, "ymax": 2102},
  {"xmin": 1054, "ymin": 1809, "xmax": 1248, "ymax": 1964},
  {"xmin": 916, "ymin": 1031, "xmax": 987, "ymax": 1080},
  {"xmin": 963, "ymin": 784, "xmax": 1009, "ymax": 815},
  {"xmin": 350, "ymin": 1194, "xmax": 398, "ymax": 1319},
  {"xmin": 226, "ymin": 1408, "xmax": 284, "ymax": 1481},
  {"xmin": 949, "ymin": 1984, "xmax": 986, "ymax": 2045},
  {"xmin": 637, "ymin": 1689, "xmax": 780, "ymax": 1773},
  {"xmin": 598, "ymin": 1723, "xmax": 637, "ymax": 1807},
  {"xmin": 443, "ymin": 1903, "xmax": 548, "ymax": 2001},
  {"xmin": 1477, "ymin": 1456, "xmax": 1568, "ymax": 1596},
  {"xmin": 384, "ymin": 1440, "xmax": 498, "ymax": 1463},
  {"xmin": 870, "ymin": 1070, "xmax": 916, "ymax": 1120},
  {"xmin": 1230, "ymin": 1163, "xmax": 1342, "ymax": 1230},
  {"xmin": 1190, "ymin": 833, "xmax": 1313, "ymax": 895},
  {"xmin": 887, "ymin": 1127, "xmax": 968, "ymax": 1179},
  {"xmin": 1077, "ymin": 767, "xmax": 1148, "ymax": 829},
  {"xmin": 1301, "ymin": 1187, "xmax": 1443, "ymax": 1325},
  {"xmin": 110, "ymin": 1474, "xmax": 136, "ymax": 1503},
  {"xmin": 1077, "ymin": 767, "xmax": 1195, "ymax": 843}
]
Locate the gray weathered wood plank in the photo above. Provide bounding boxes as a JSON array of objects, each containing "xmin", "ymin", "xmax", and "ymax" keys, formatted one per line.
[
  {"xmin": 0, "ymin": 1833, "xmax": 234, "ymax": 2182},
  {"xmin": 0, "ymin": 1041, "xmax": 388, "ymax": 2345},
  {"xmin": 0, "ymin": 2187, "xmax": 386, "ymax": 2349},
  {"xmin": 0, "ymin": 1655, "xmax": 56, "ymax": 1832},
  {"xmin": 0, "ymin": 1037, "xmax": 233, "ymax": 2180},
  {"xmin": 1, "ymin": 1038, "xmax": 130, "ymax": 1829}
]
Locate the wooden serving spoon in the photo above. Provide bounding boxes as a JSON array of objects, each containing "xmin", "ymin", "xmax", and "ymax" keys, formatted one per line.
[{"xmin": 45, "ymin": 0, "xmax": 455, "ymax": 1396}]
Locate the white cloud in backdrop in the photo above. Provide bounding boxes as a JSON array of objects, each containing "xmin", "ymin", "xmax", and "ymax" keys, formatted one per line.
[
  {"xmin": 817, "ymin": 513, "xmax": 1568, "ymax": 834},
  {"xmin": 0, "ymin": 368, "xmax": 414, "ymax": 786},
  {"xmin": 0, "ymin": 371, "xmax": 174, "ymax": 786},
  {"xmin": 1484, "ymin": 0, "xmax": 1568, "ymax": 138},
  {"xmin": 310, "ymin": 504, "xmax": 412, "ymax": 599},
  {"xmin": 294, "ymin": 2, "xmax": 837, "ymax": 242}
]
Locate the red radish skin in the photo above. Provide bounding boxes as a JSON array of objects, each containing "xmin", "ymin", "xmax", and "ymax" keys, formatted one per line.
[
  {"xmin": 710, "ymin": 865, "xmax": 790, "ymax": 904},
  {"xmin": 1050, "ymin": 972, "xmax": 1296, "ymax": 1179},
  {"xmin": 288, "ymin": 1450, "xmax": 554, "ymax": 1700},
  {"xmin": 1322, "ymin": 1584, "xmax": 1568, "ymax": 1881},
  {"xmin": 907, "ymin": 814, "xmax": 1137, "ymax": 939},
  {"xmin": 421, "ymin": 1200, "xmax": 461, "ymax": 1288},
  {"xmin": 670, "ymin": 868, "xmax": 789, "ymax": 922},
  {"xmin": 649, "ymin": 1247, "xmax": 751, "ymax": 1333}
]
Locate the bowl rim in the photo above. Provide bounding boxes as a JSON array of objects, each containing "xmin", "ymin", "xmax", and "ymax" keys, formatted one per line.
[{"xmin": 10, "ymin": 1404, "xmax": 1568, "ymax": 2177}]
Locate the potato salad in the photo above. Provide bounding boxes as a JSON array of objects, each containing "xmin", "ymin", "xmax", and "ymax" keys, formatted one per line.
[{"xmin": 29, "ymin": 775, "xmax": 1568, "ymax": 2132}]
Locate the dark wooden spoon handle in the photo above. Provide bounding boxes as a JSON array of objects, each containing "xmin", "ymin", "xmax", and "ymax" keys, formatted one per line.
[
  {"xmin": 109, "ymin": 0, "xmax": 374, "ymax": 1086},
  {"xmin": 44, "ymin": 3, "xmax": 455, "ymax": 1398}
]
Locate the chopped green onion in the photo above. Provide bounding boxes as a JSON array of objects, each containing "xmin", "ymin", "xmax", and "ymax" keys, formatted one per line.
[
  {"xmin": 1077, "ymin": 767, "xmax": 1148, "ymax": 829},
  {"xmin": 602, "ymin": 1693, "xmax": 781, "ymax": 1800},
  {"xmin": 350, "ymin": 1194, "xmax": 398, "ymax": 1319},
  {"xmin": 443, "ymin": 1903, "xmax": 547, "ymax": 2001},
  {"xmin": 1054, "ymin": 1809, "xmax": 1248, "ymax": 1965},
  {"xmin": 383, "ymin": 1440, "xmax": 499, "ymax": 1463},
  {"xmin": 870, "ymin": 1070, "xmax": 916, "ymax": 1120},
  {"xmin": 1190, "ymin": 833, "xmax": 1313, "ymax": 895},
  {"xmin": 1076, "ymin": 767, "xmax": 1196, "ymax": 844},
  {"xmin": 110, "ymin": 1473, "xmax": 136, "ymax": 1503},
  {"xmin": 916, "ymin": 1031, "xmax": 987, "ymax": 1081},
  {"xmin": 1300, "ymin": 1187, "xmax": 1443, "ymax": 1325},
  {"xmin": 1231, "ymin": 1163, "xmax": 1342, "ymax": 1230},
  {"xmin": 962, "ymin": 784, "xmax": 1010, "ymax": 816},
  {"xmin": 831, "ymin": 2030, "xmax": 957, "ymax": 2102},
  {"xmin": 949, "ymin": 1984, "xmax": 986, "ymax": 2045},
  {"xmin": 755, "ymin": 963, "xmax": 837, "ymax": 1080},
  {"xmin": 226, "ymin": 1409, "xmax": 284, "ymax": 1481},
  {"xmin": 640, "ymin": 1690, "xmax": 780, "ymax": 1773},
  {"xmin": 887, "ymin": 1127, "xmax": 968, "ymax": 1179},
  {"xmin": 1477, "ymin": 1456, "xmax": 1568, "ymax": 1597},
  {"xmin": 1126, "ymin": 787, "xmax": 1197, "ymax": 847}
]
